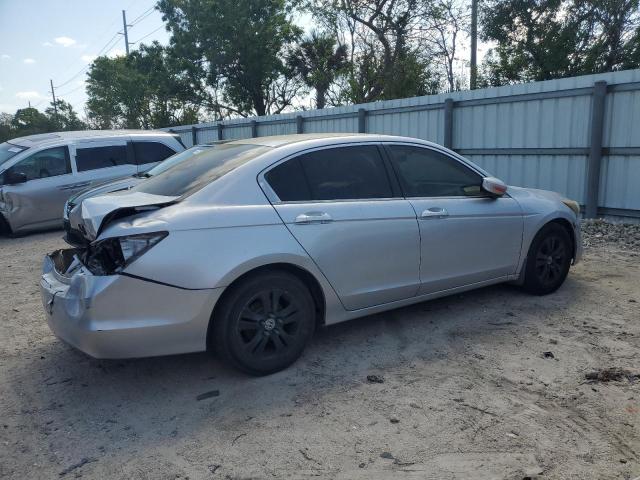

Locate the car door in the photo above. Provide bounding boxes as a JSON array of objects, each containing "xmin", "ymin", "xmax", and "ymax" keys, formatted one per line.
[
  {"xmin": 71, "ymin": 139, "xmax": 137, "ymax": 188},
  {"xmin": 132, "ymin": 140, "xmax": 178, "ymax": 173},
  {"xmin": 262, "ymin": 144, "xmax": 421, "ymax": 311},
  {"xmin": 0, "ymin": 145, "xmax": 77, "ymax": 230},
  {"xmin": 385, "ymin": 143, "xmax": 523, "ymax": 294}
]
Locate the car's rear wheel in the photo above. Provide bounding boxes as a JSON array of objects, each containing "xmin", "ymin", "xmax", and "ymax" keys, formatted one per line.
[
  {"xmin": 522, "ymin": 223, "xmax": 572, "ymax": 295},
  {"xmin": 211, "ymin": 271, "xmax": 315, "ymax": 375}
]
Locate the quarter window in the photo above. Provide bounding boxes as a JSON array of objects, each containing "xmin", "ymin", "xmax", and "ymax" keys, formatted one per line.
[
  {"xmin": 75, "ymin": 145, "xmax": 129, "ymax": 172},
  {"xmin": 133, "ymin": 142, "xmax": 176, "ymax": 165},
  {"xmin": 266, "ymin": 145, "xmax": 393, "ymax": 201},
  {"xmin": 5, "ymin": 146, "xmax": 71, "ymax": 181},
  {"xmin": 387, "ymin": 145, "xmax": 482, "ymax": 197}
]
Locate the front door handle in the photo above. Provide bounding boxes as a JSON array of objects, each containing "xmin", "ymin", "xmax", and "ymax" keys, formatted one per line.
[
  {"xmin": 295, "ymin": 211, "xmax": 333, "ymax": 224},
  {"xmin": 420, "ymin": 207, "xmax": 449, "ymax": 219}
]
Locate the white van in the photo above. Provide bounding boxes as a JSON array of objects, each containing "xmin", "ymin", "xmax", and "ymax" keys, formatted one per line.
[{"xmin": 0, "ymin": 130, "xmax": 184, "ymax": 235}]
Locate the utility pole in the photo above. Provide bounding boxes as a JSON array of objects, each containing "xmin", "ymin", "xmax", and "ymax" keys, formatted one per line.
[
  {"xmin": 470, "ymin": 0, "xmax": 478, "ymax": 90},
  {"xmin": 122, "ymin": 10, "xmax": 130, "ymax": 55},
  {"xmin": 50, "ymin": 79, "xmax": 58, "ymax": 120}
]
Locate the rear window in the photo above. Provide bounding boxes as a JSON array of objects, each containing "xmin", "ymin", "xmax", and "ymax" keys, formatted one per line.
[
  {"xmin": 0, "ymin": 142, "xmax": 28, "ymax": 167},
  {"xmin": 131, "ymin": 143, "xmax": 270, "ymax": 197},
  {"xmin": 145, "ymin": 145, "xmax": 215, "ymax": 176}
]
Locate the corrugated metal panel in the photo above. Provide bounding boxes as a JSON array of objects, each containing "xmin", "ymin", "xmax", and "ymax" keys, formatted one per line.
[
  {"xmin": 161, "ymin": 69, "xmax": 640, "ymax": 216},
  {"xmin": 600, "ymin": 155, "xmax": 640, "ymax": 210}
]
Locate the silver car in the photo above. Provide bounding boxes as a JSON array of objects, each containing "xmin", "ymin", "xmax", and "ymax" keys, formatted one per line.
[
  {"xmin": 41, "ymin": 134, "xmax": 582, "ymax": 375},
  {"xmin": 0, "ymin": 130, "xmax": 184, "ymax": 235},
  {"xmin": 63, "ymin": 143, "xmax": 221, "ymax": 245}
]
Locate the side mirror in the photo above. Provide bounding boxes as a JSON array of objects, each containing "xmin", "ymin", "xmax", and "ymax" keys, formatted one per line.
[
  {"xmin": 482, "ymin": 176, "xmax": 507, "ymax": 197},
  {"xmin": 3, "ymin": 171, "xmax": 28, "ymax": 185}
]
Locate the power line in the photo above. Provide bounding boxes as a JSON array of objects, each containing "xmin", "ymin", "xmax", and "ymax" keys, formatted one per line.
[
  {"xmin": 57, "ymin": 83, "xmax": 85, "ymax": 97},
  {"xmin": 54, "ymin": 33, "xmax": 120, "ymax": 89},
  {"xmin": 130, "ymin": 6, "xmax": 156, "ymax": 26},
  {"xmin": 131, "ymin": 24, "xmax": 166, "ymax": 44}
]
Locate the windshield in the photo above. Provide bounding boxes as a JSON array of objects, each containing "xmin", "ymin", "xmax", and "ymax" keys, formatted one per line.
[
  {"xmin": 144, "ymin": 145, "xmax": 216, "ymax": 177},
  {"xmin": 131, "ymin": 143, "xmax": 270, "ymax": 197},
  {"xmin": 0, "ymin": 142, "xmax": 28, "ymax": 168}
]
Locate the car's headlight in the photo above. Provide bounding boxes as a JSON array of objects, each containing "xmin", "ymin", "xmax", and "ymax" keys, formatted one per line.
[
  {"xmin": 562, "ymin": 199, "xmax": 581, "ymax": 216},
  {"xmin": 83, "ymin": 231, "xmax": 168, "ymax": 275}
]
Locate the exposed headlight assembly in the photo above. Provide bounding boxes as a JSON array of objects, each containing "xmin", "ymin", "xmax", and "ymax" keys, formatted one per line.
[
  {"xmin": 561, "ymin": 199, "xmax": 581, "ymax": 216},
  {"xmin": 83, "ymin": 231, "xmax": 168, "ymax": 275}
]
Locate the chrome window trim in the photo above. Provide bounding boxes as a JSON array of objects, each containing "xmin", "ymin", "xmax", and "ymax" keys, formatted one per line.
[{"xmin": 258, "ymin": 140, "xmax": 495, "ymax": 205}]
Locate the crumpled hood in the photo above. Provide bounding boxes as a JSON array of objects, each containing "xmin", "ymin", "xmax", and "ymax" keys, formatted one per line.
[
  {"xmin": 69, "ymin": 191, "xmax": 179, "ymax": 242},
  {"xmin": 68, "ymin": 176, "xmax": 143, "ymax": 207}
]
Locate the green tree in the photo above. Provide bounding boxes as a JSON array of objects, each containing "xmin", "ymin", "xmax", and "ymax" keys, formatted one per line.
[
  {"xmin": 45, "ymin": 99, "xmax": 86, "ymax": 131},
  {"xmin": 0, "ymin": 113, "xmax": 12, "ymax": 143},
  {"xmin": 10, "ymin": 108, "xmax": 53, "ymax": 137},
  {"xmin": 158, "ymin": 0, "xmax": 302, "ymax": 116},
  {"xmin": 86, "ymin": 42, "xmax": 200, "ymax": 128},
  {"xmin": 308, "ymin": 0, "xmax": 441, "ymax": 103},
  {"xmin": 482, "ymin": 0, "xmax": 640, "ymax": 85},
  {"xmin": 287, "ymin": 31, "xmax": 348, "ymax": 109}
]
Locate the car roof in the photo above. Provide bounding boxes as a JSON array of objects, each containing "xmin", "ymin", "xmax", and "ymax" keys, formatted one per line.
[
  {"xmin": 8, "ymin": 129, "xmax": 176, "ymax": 148},
  {"xmin": 225, "ymin": 132, "xmax": 445, "ymax": 150}
]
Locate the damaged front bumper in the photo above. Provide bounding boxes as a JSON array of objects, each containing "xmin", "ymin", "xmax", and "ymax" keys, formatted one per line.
[{"xmin": 40, "ymin": 248, "xmax": 222, "ymax": 359}]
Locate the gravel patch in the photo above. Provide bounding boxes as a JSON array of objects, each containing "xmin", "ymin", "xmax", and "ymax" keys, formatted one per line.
[{"xmin": 581, "ymin": 218, "xmax": 640, "ymax": 251}]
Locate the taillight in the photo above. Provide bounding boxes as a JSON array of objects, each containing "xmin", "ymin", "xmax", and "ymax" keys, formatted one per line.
[{"xmin": 83, "ymin": 231, "xmax": 168, "ymax": 275}]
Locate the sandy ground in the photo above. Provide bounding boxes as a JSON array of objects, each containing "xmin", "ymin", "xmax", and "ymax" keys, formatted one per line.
[{"xmin": 0, "ymin": 229, "xmax": 638, "ymax": 480}]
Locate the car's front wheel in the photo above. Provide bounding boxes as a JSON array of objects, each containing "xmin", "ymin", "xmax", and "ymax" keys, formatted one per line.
[
  {"xmin": 522, "ymin": 222, "xmax": 572, "ymax": 295},
  {"xmin": 211, "ymin": 271, "xmax": 316, "ymax": 375}
]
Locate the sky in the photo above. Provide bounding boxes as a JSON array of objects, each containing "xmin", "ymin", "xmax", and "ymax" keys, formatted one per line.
[{"xmin": 0, "ymin": 0, "xmax": 171, "ymax": 115}]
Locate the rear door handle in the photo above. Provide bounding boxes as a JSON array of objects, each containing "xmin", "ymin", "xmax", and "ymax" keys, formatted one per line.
[
  {"xmin": 294, "ymin": 211, "xmax": 333, "ymax": 224},
  {"xmin": 420, "ymin": 207, "xmax": 449, "ymax": 219}
]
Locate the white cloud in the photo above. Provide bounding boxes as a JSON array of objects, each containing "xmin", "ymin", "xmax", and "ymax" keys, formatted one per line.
[
  {"xmin": 23, "ymin": 58, "xmax": 36, "ymax": 64},
  {"xmin": 54, "ymin": 36, "xmax": 77, "ymax": 47},
  {"xmin": 15, "ymin": 91, "xmax": 43, "ymax": 100},
  {"xmin": 81, "ymin": 54, "xmax": 97, "ymax": 63},
  {"xmin": 1, "ymin": 54, "xmax": 11, "ymax": 60},
  {"xmin": 43, "ymin": 41, "xmax": 54, "ymax": 47}
]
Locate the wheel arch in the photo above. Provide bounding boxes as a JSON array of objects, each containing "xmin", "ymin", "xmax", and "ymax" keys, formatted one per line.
[
  {"xmin": 547, "ymin": 217, "xmax": 577, "ymax": 261},
  {"xmin": 206, "ymin": 262, "xmax": 327, "ymax": 350}
]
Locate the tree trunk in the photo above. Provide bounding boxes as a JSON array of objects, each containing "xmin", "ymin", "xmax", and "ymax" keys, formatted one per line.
[{"xmin": 316, "ymin": 87, "xmax": 327, "ymax": 109}]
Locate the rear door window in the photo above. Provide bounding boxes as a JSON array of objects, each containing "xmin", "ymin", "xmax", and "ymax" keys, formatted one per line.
[
  {"xmin": 4, "ymin": 146, "xmax": 71, "ymax": 181},
  {"xmin": 75, "ymin": 145, "xmax": 129, "ymax": 172},
  {"xmin": 133, "ymin": 142, "xmax": 176, "ymax": 166},
  {"xmin": 265, "ymin": 145, "xmax": 393, "ymax": 202}
]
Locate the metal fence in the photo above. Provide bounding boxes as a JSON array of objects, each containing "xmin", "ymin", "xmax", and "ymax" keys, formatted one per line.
[{"xmin": 165, "ymin": 69, "xmax": 640, "ymax": 219}]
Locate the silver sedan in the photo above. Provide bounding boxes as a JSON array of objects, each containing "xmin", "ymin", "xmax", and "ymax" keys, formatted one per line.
[{"xmin": 41, "ymin": 134, "xmax": 582, "ymax": 375}]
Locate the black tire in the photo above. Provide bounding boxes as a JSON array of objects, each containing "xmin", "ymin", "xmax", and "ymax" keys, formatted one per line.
[
  {"xmin": 522, "ymin": 223, "xmax": 572, "ymax": 295},
  {"xmin": 211, "ymin": 271, "xmax": 316, "ymax": 376}
]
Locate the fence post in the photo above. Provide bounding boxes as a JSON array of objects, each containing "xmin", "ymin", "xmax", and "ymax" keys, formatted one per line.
[
  {"xmin": 443, "ymin": 98, "xmax": 454, "ymax": 149},
  {"xmin": 358, "ymin": 108, "xmax": 367, "ymax": 133},
  {"xmin": 585, "ymin": 80, "xmax": 607, "ymax": 218},
  {"xmin": 217, "ymin": 123, "xmax": 224, "ymax": 141},
  {"xmin": 191, "ymin": 126, "xmax": 198, "ymax": 146},
  {"xmin": 250, "ymin": 120, "xmax": 258, "ymax": 138},
  {"xmin": 296, "ymin": 115, "xmax": 304, "ymax": 134}
]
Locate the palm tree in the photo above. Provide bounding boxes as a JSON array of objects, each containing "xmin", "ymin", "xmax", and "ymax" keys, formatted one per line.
[{"xmin": 287, "ymin": 31, "xmax": 349, "ymax": 109}]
